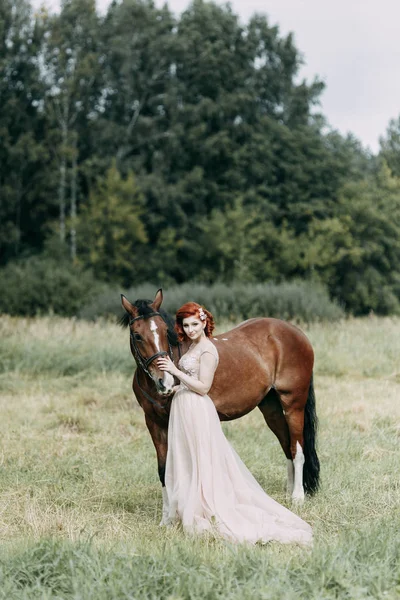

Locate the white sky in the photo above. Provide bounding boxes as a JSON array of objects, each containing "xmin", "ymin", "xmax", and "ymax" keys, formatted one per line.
[{"xmin": 31, "ymin": 0, "xmax": 400, "ymax": 154}]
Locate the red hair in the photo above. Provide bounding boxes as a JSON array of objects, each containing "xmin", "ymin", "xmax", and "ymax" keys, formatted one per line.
[{"xmin": 175, "ymin": 302, "xmax": 215, "ymax": 342}]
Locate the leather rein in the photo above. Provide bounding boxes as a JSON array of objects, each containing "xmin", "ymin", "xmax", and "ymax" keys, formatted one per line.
[{"xmin": 129, "ymin": 311, "xmax": 180, "ymax": 410}]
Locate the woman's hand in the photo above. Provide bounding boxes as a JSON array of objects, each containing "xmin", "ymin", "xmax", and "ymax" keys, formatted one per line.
[{"xmin": 156, "ymin": 355, "xmax": 179, "ymax": 377}]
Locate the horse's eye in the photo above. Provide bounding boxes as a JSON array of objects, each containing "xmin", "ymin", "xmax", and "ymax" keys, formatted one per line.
[{"xmin": 133, "ymin": 333, "xmax": 142, "ymax": 342}]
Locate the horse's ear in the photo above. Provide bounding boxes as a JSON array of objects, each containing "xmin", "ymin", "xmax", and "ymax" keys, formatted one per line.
[
  {"xmin": 121, "ymin": 294, "xmax": 138, "ymax": 318},
  {"xmin": 151, "ymin": 288, "xmax": 163, "ymax": 312}
]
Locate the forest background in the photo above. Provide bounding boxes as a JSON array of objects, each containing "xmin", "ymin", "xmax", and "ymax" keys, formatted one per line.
[{"xmin": 2, "ymin": 0, "xmax": 400, "ymax": 319}]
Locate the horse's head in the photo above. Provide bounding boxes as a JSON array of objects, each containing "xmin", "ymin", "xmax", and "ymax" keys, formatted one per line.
[{"xmin": 121, "ymin": 289, "xmax": 176, "ymax": 396}]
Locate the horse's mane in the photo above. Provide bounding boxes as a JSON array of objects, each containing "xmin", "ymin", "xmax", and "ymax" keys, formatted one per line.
[{"xmin": 119, "ymin": 299, "xmax": 178, "ymax": 347}]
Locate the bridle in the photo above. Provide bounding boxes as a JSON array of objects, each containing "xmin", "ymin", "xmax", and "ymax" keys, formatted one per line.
[
  {"xmin": 128, "ymin": 311, "xmax": 174, "ymax": 378},
  {"xmin": 129, "ymin": 311, "xmax": 183, "ymax": 410}
]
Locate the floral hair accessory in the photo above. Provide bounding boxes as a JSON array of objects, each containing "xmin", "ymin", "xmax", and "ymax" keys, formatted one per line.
[{"xmin": 198, "ymin": 307, "xmax": 207, "ymax": 321}]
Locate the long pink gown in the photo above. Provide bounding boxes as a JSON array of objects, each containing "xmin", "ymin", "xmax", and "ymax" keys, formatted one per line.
[{"xmin": 165, "ymin": 342, "xmax": 313, "ymax": 545}]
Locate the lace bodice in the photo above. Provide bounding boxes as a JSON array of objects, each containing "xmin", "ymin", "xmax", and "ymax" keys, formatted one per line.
[{"xmin": 178, "ymin": 342, "xmax": 219, "ymax": 381}]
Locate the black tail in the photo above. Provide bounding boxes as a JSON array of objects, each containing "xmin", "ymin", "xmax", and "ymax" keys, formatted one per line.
[{"xmin": 303, "ymin": 373, "xmax": 320, "ymax": 495}]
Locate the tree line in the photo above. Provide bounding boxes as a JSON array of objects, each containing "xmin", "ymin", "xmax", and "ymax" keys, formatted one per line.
[{"xmin": 2, "ymin": 0, "xmax": 400, "ymax": 315}]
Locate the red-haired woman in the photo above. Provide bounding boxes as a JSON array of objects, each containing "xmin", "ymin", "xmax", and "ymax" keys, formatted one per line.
[{"xmin": 156, "ymin": 303, "xmax": 312, "ymax": 545}]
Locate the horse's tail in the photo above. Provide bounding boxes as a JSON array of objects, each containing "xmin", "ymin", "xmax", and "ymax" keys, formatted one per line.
[{"xmin": 303, "ymin": 373, "xmax": 320, "ymax": 495}]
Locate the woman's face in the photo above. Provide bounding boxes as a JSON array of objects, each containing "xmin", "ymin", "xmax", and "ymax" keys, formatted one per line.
[{"xmin": 182, "ymin": 314, "xmax": 206, "ymax": 342}]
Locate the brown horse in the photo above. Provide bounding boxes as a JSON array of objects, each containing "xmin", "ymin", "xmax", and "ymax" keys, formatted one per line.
[{"xmin": 121, "ymin": 289, "xmax": 319, "ymax": 522}]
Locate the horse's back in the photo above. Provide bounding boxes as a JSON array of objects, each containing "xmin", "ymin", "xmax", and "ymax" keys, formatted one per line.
[
  {"xmin": 213, "ymin": 317, "xmax": 313, "ymax": 367},
  {"xmin": 209, "ymin": 318, "xmax": 314, "ymax": 419}
]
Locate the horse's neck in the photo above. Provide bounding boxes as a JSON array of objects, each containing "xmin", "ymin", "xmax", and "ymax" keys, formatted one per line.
[
  {"xmin": 171, "ymin": 340, "xmax": 190, "ymax": 363},
  {"xmin": 179, "ymin": 339, "xmax": 191, "ymax": 355}
]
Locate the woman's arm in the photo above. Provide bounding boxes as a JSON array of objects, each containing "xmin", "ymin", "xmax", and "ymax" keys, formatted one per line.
[{"xmin": 156, "ymin": 352, "xmax": 217, "ymax": 396}]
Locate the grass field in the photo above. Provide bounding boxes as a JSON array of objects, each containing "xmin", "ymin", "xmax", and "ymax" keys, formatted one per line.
[{"xmin": 0, "ymin": 315, "xmax": 399, "ymax": 599}]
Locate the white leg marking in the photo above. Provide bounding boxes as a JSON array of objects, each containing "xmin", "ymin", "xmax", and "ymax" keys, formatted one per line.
[
  {"xmin": 292, "ymin": 441, "xmax": 305, "ymax": 504},
  {"xmin": 150, "ymin": 319, "xmax": 174, "ymax": 390},
  {"xmin": 286, "ymin": 459, "xmax": 294, "ymax": 497},
  {"xmin": 159, "ymin": 486, "xmax": 172, "ymax": 526}
]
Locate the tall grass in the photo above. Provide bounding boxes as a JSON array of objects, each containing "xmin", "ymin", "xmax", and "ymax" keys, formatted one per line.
[
  {"xmin": 0, "ymin": 315, "xmax": 399, "ymax": 598},
  {"xmin": 0, "ymin": 316, "xmax": 132, "ymax": 381},
  {"xmin": 1, "ymin": 522, "xmax": 399, "ymax": 599}
]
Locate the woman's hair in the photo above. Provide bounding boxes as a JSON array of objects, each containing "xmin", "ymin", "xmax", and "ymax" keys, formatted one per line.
[{"xmin": 175, "ymin": 302, "xmax": 215, "ymax": 341}]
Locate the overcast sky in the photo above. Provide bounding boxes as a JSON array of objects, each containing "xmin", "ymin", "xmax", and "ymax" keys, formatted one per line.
[{"xmin": 31, "ymin": 0, "xmax": 400, "ymax": 154}]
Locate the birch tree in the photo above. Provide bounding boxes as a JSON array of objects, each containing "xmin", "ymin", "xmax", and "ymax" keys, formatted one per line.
[{"xmin": 39, "ymin": 0, "xmax": 101, "ymax": 255}]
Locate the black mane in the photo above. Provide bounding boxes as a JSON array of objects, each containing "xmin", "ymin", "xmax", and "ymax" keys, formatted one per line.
[{"xmin": 119, "ymin": 298, "xmax": 178, "ymax": 347}]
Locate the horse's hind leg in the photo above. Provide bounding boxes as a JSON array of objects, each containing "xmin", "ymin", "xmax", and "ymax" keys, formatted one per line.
[
  {"xmin": 279, "ymin": 392, "xmax": 308, "ymax": 504},
  {"xmin": 258, "ymin": 389, "xmax": 294, "ymax": 496}
]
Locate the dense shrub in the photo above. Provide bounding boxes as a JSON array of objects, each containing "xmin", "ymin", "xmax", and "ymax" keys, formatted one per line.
[
  {"xmin": 0, "ymin": 255, "xmax": 103, "ymax": 317},
  {"xmin": 79, "ymin": 280, "xmax": 344, "ymax": 323},
  {"xmin": 0, "ymin": 255, "xmax": 343, "ymax": 323}
]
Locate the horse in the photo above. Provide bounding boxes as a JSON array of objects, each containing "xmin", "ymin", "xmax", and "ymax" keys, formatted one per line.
[{"xmin": 121, "ymin": 289, "xmax": 319, "ymax": 524}]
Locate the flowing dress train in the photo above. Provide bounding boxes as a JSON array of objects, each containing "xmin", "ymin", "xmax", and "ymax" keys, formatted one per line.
[{"xmin": 164, "ymin": 342, "xmax": 313, "ymax": 545}]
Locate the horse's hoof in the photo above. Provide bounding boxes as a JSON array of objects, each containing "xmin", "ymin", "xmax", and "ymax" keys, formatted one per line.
[
  {"xmin": 159, "ymin": 516, "xmax": 173, "ymax": 527},
  {"xmin": 291, "ymin": 493, "xmax": 305, "ymax": 506}
]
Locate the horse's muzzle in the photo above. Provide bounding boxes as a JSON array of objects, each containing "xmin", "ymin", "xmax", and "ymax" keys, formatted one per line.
[{"xmin": 156, "ymin": 378, "xmax": 174, "ymax": 396}]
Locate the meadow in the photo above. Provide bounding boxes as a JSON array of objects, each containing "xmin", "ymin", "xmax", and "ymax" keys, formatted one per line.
[{"xmin": 0, "ymin": 314, "xmax": 399, "ymax": 599}]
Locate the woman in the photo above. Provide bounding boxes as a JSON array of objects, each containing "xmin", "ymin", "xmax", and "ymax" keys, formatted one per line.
[{"xmin": 156, "ymin": 302, "xmax": 312, "ymax": 546}]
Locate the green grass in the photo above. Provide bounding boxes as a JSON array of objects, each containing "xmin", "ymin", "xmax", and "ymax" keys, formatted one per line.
[{"xmin": 0, "ymin": 315, "xmax": 399, "ymax": 598}]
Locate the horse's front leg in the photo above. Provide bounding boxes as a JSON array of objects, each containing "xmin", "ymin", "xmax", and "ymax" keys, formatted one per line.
[{"xmin": 145, "ymin": 415, "xmax": 171, "ymax": 525}]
